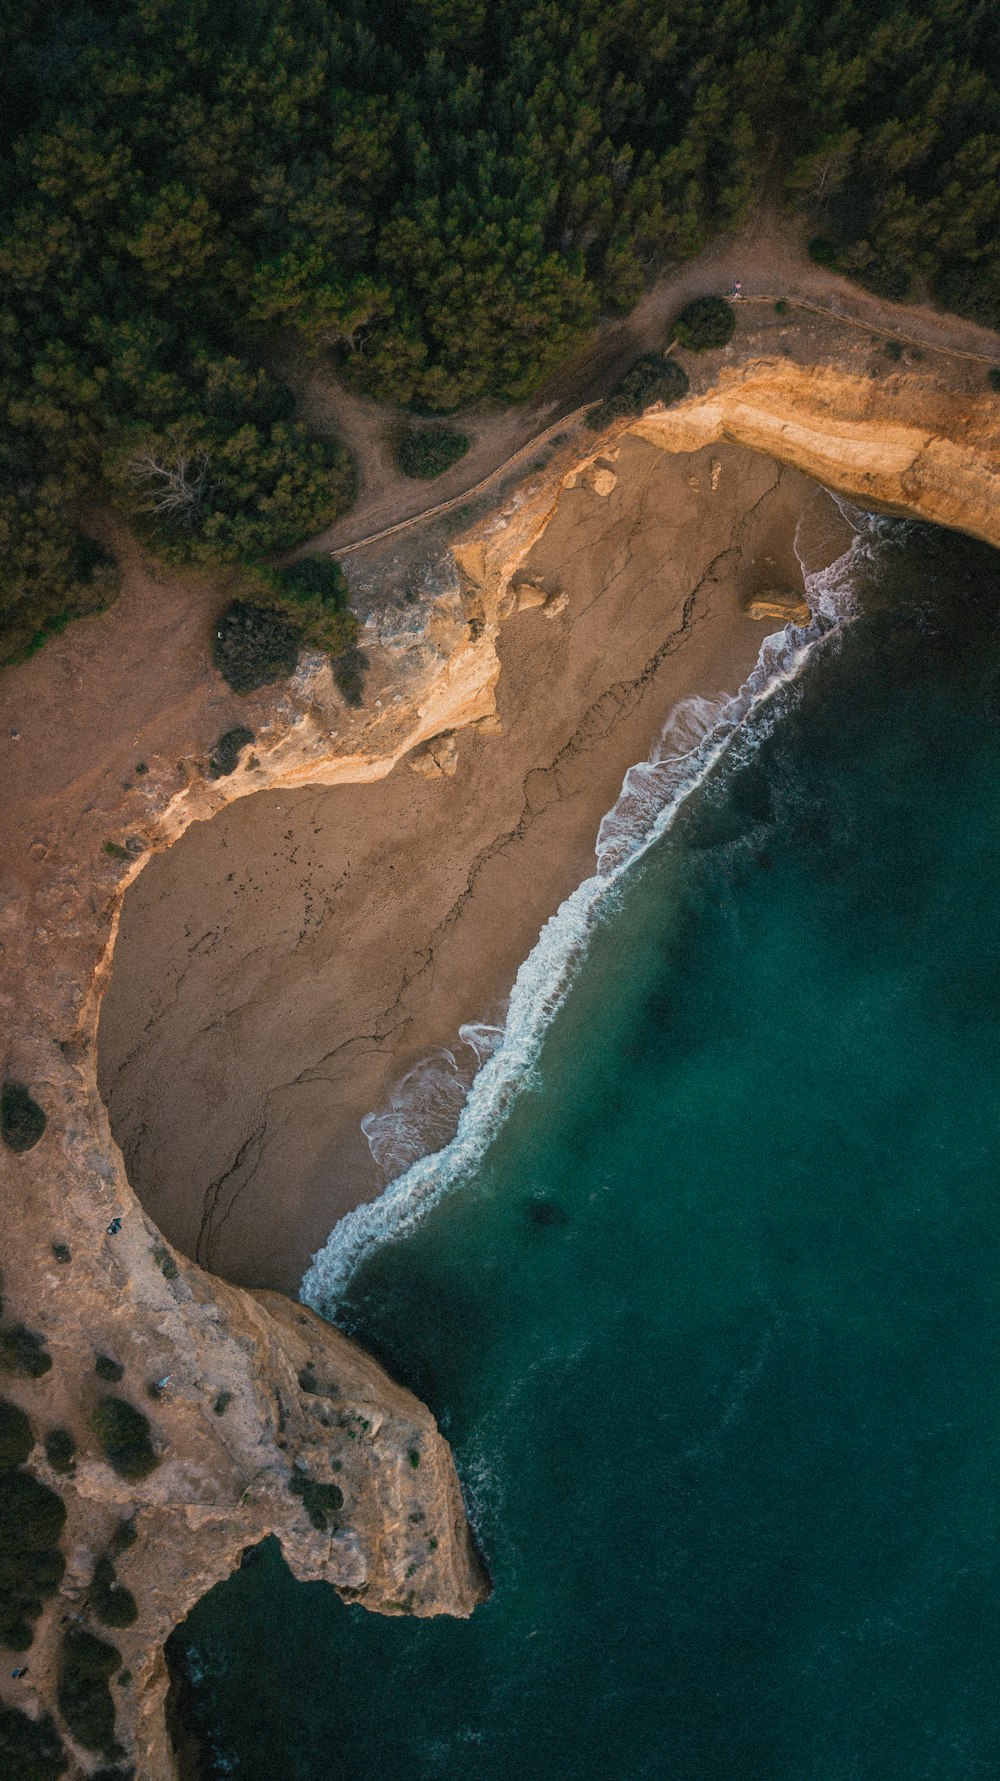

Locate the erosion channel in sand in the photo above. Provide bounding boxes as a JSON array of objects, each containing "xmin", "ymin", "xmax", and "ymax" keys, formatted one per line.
[{"xmin": 99, "ymin": 440, "xmax": 853, "ymax": 1294}]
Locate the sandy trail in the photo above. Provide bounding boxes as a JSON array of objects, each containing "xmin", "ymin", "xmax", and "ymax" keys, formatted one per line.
[{"xmin": 99, "ymin": 440, "xmax": 850, "ymax": 1293}]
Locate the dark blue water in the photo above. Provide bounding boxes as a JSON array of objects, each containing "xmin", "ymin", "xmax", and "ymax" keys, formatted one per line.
[{"xmin": 174, "ymin": 517, "xmax": 1000, "ymax": 1780}]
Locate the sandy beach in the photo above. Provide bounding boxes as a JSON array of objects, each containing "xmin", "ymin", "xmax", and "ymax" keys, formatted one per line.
[{"xmin": 98, "ymin": 438, "xmax": 850, "ymax": 1292}]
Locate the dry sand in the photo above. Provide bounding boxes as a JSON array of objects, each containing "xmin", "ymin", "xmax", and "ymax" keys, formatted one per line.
[{"xmin": 98, "ymin": 440, "xmax": 851, "ymax": 1292}]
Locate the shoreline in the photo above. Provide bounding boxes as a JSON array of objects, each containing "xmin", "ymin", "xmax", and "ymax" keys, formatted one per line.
[
  {"xmin": 303, "ymin": 506, "xmax": 866, "ymax": 1312},
  {"xmin": 100, "ymin": 440, "xmax": 851, "ymax": 1295}
]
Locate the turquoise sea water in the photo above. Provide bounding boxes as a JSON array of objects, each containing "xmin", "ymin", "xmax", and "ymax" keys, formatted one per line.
[{"xmin": 175, "ymin": 515, "xmax": 1000, "ymax": 1780}]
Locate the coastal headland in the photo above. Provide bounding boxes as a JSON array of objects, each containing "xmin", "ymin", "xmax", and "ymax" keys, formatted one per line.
[{"xmin": 3, "ymin": 336, "xmax": 1000, "ymax": 1774}]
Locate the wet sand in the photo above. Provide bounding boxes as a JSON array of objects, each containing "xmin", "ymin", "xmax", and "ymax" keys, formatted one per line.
[{"xmin": 98, "ymin": 438, "xmax": 849, "ymax": 1292}]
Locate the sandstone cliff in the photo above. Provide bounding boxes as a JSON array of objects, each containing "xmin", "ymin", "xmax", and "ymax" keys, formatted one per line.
[{"xmin": 1, "ymin": 354, "xmax": 998, "ymax": 1777}]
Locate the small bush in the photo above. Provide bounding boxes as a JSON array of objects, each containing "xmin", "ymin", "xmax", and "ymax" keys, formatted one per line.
[
  {"xmin": 409, "ymin": 1448, "xmax": 421, "ymax": 1469},
  {"xmin": 270, "ymin": 559, "xmax": 345, "ymax": 609},
  {"xmin": 0, "ymin": 1706, "xmax": 66, "ymax": 1781},
  {"xmin": 0, "ymin": 1326, "xmax": 52, "ymax": 1378},
  {"xmin": 90, "ymin": 1398, "xmax": 160, "ymax": 1481},
  {"xmin": 152, "ymin": 1246, "xmax": 178, "ymax": 1282},
  {"xmin": 44, "ymin": 1429, "xmax": 75, "ymax": 1475},
  {"xmin": 91, "ymin": 1558, "xmax": 138, "ymax": 1629},
  {"xmin": 94, "ymin": 1586, "xmax": 137, "ymax": 1629},
  {"xmin": 207, "ymin": 725, "xmax": 255, "ymax": 779},
  {"xmin": 51, "ymin": 1245, "xmax": 71, "ymax": 1265},
  {"xmin": 95, "ymin": 1356, "xmax": 124, "ymax": 1384},
  {"xmin": 111, "ymin": 1518, "xmax": 137, "ymax": 1554},
  {"xmin": 102, "ymin": 841, "xmax": 129, "ymax": 860},
  {"xmin": 333, "ymin": 645, "xmax": 368, "ymax": 707},
  {"xmin": 58, "ymin": 1628, "xmax": 121, "ymax": 1756},
  {"xmin": 0, "ymin": 1468, "xmax": 66, "ymax": 1647},
  {"xmin": 1, "ymin": 1083, "xmax": 46, "ymax": 1154},
  {"xmin": 213, "ymin": 1391, "xmax": 233, "ymax": 1416},
  {"xmin": 774, "ymin": 299, "xmax": 790, "ymax": 315},
  {"xmin": 212, "ymin": 599, "xmax": 302, "ymax": 694},
  {"xmin": 0, "ymin": 1399, "xmax": 33, "ymax": 1472},
  {"xmin": 585, "ymin": 354, "xmax": 689, "ymax": 429},
  {"xmin": 807, "ymin": 235, "xmax": 838, "ymax": 267},
  {"xmin": 884, "ymin": 338, "xmax": 904, "ymax": 361},
  {"xmin": 989, "ymin": 367, "xmax": 1000, "ymax": 392},
  {"xmin": 229, "ymin": 556, "xmax": 361, "ymax": 672},
  {"xmin": 297, "ymin": 1364, "xmax": 319, "ymax": 1394},
  {"xmin": 673, "ymin": 296, "xmax": 736, "ymax": 351},
  {"xmin": 396, "ymin": 425, "xmax": 470, "ymax": 480},
  {"xmin": 288, "ymin": 1469, "xmax": 343, "ymax": 1532}
]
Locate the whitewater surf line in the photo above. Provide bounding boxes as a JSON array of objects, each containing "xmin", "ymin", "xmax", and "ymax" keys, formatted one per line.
[{"xmin": 301, "ymin": 504, "xmax": 875, "ymax": 1315}]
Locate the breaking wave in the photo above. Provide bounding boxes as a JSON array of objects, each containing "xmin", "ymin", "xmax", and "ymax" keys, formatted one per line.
[{"xmin": 302, "ymin": 502, "xmax": 874, "ymax": 1314}]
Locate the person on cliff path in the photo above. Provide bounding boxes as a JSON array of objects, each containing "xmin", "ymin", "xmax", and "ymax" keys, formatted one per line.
[
  {"xmin": 732, "ymin": 279, "xmax": 743, "ymax": 299},
  {"xmin": 107, "ymin": 1217, "xmax": 122, "ymax": 1235}
]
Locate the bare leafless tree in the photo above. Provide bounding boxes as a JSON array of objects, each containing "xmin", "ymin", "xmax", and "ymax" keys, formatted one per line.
[{"xmin": 128, "ymin": 442, "xmax": 215, "ymax": 526}]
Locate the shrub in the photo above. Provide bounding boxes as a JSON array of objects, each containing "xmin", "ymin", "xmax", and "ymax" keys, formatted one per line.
[
  {"xmin": 58, "ymin": 1629, "xmax": 121, "ymax": 1756},
  {"xmin": 0, "ymin": 1399, "xmax": 33, "ymax": 1472},
  {"xmin": 0, "ymin": 1469, "xmax": 66, "ymax": 1647},
  {"xmin": 396, "ymin": 425, "xmax": 470, "ymax": 480},
  {"xmin": 288, "ymin": 1469, "xmax": 343, "ymax": 1532},
  {"xmin": 91, "ymin": 1557, "xmax": 138, "ymax": 1629},
  {"xmin": 112, "ymin": 1518, "xmax": 137, "ymax": 1554},
  {"xmin": 884, "ymin": 338, "xmax": 904, "ymax": 362},
  {"xmin": 94, "ymin": 1587, "xmax": 137, "ymax": 1629},
  {"xmin": 212, "ymin": 599, "xmax": 301, "ymax": 693},
  {"xmin": 585, "ymin": 354, "xmax": 689, "ymax": 429},
  {"xmin": 409, "ymin": 1448, "xmax": 421, "ymax": 1469},
  {"xmin": 989, "ymin": 368, "xmax": 1000, "ymax": 392},
  {"xmin": 333, "ymin": 645, "xmax": 368, "ymax": 707},
  {"xmin": 807, "ymin": 235, "xmax": 838, "ymax": 267},
  {"xmin": 51, "ymin": 1245, "xmax": 71, "ymax": 1265},
  {"xmin": 774, "ymin": 299, "xmax": 790, "ymax": 315},
  {"xmin": 0, "ymin": 1469, "xmax": 66, "ymax": 1549},
  {"xmin": 1, "ymin": 1083, "xmax": 46, "ymax": 1154},
  {"xmin": 0, "ymin": 1706, "xmax": 66, "ymax": 1781},
  {"xmin": 213, "ymin": 1391, "xmax": 233, "ymax": 1415},
  {"xmin": 90, "ymin": 1398, "xmax": 160, "ymax": 1481},
  {"xmin": 94, "ymin": 1356, "xmax": 124, "ymax": 1384},
  {"xmin": 0, "ymin": 1326, "xmax": 52, "ymax": 1378},
  {"xmin": 297, "ymin": 1364, "xmax": 319, "ymax": 1394},
  {"xmin": 262, "ymin": 557, "xmax": 359, "ymax": 657},
  {"xmin": 673, "ymin": 296, "xmax": 736, "ymax": 351},
  {"xmin": 152, "ymin": 1245, "xmax": 179, "ymax": 1282},
  {"xmin": 207, "ymin": 726, "xmax": 255, "ymax": 779},
  {"xmin": 102, "ymin": 841, "xmax": 129, "ymax": 860},
  {"xmin": 44, "ymin": 1429, "xmax": 75, "ymax": 1475}
]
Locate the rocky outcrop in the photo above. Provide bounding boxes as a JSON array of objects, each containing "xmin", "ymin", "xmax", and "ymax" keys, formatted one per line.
[
  {"xmin": 2, "ymin": 350, "xmax": 998, "ymax": 1776},
  {"xmin": 2, "ymin": 1059, "xmax": 485, "ymax": 1778},
  {"xmin": 743, "ymin": 590, "xmax": 811, "ymax": 623}
]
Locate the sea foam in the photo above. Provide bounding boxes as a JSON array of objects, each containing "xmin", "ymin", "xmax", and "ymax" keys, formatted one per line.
[{"xmin": 301, "ymin": 503, "xmax": 873, "ymax": 1314}]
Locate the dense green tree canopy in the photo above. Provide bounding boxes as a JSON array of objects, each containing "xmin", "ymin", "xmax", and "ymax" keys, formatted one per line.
[{"xmin": 1, "ymin": 0, "xmax": 997, "ymax": 662}]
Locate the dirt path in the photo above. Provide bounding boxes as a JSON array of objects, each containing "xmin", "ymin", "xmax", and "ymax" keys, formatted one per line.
[{"xmin": 311, "ymin": 212, "xmax": 1000, "ymax": 561}]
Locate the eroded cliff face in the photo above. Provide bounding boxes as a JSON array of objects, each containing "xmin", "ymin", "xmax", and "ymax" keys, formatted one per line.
[
  {"xmin": 2, "ymin": 355, "xmax": 998, "ymax": 1777},
  {"xmin": 632, "ymin": 359, "xmax": 1000, "ymax": 550}
]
